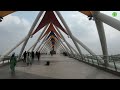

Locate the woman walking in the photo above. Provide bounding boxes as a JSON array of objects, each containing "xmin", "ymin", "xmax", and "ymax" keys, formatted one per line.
[
  {"xmin": 26, "ymin": 52, "xmax": 32, "ymax": 66},
  {"xmin": 10, "ymin": 53, "xmax": 17, "ymax": 75}
]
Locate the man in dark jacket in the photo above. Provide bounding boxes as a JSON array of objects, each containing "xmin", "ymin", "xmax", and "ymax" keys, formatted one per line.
[
  {"xmin": 31, "ymin": 51, "xmax": 34, "ymax": 61},
  {"xmin": 23, "ymin": 51, "xmax": 27, "ymax": 62}
]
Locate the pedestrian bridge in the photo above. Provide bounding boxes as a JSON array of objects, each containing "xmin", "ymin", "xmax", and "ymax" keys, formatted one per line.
[
  {"xmin": 0, "ymin": 54, "xmax": 120, "ymax": 79},
  {"xmin": 0, "ymin": 11, "xmax": 120, "ymax": 79}
]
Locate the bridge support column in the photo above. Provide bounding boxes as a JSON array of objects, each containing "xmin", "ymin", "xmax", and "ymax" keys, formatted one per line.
[
  {"xmin": 31, "ymin": 24, "xmax": 49, "ymax": 51},
  {"xmin": 55, "ymin": 11, "xmax": 83, "ymax": 60},
  {"xmin": 18, "ymin": 11, "xmax": 44, "ymax": 60},
  {"xmin": 38, "ymin": 43, "xmax": 45, "ymax": 52},
  {"xmin": 55, "ymin": 26, "xmax": 75, "ymax": 57},
  {"xmin": 45, "ymin": 43, "xmax": 52, "ymax": 52},
  {"xmin": 55, "ymin": 26, "xmax": 79, "ymax": 58},
  {"xmin": 58, "ymin": 39, "xmax": 72, "ymax": 57},
  {"xmin": 94, "ymin": 11, "xmax": 120, "ymax": 31},
  {"xmin": 58, "ymin": 43, "xmax": 70, "ymax": 55},
  {"xmin": 39, "ymin": 40, "xmax": 51, "ymax": 52},
  {"xmin": 55, "ymin": 42, "xmax": 64, "ymax": 53},
  {"xmin": 35, "ymin": 34, "xmax": 48, "ymax": 52},
  {"xmin": 72, "ymin": 35, "xmax": 96, "ymax": 55},
  {"xmin": 28, "ymin": 33, "xmax": 47, "ymax": 52},
  {"xmin": 59, "ymin": 36, "xmax": 80, "ymax": 58},
  {"xmin": 41, "ymin": 45, "xmax": 49, "ymax": 54},
  {"xmin": 66, "ymin": 41, "xmax": 80, "ymax": 59},
  {"xmin": 56, "ymin": 41, "xmax": 70, "ymax": 55},
  {"xmin": 39, "ymin": 45, "xmax": 46, "ymax": 52},
  {"xmin": 55, "ymin": 41, "xmax": 61, "ymax": 50},
  {"xmin": 27, "ymin": 44, "xmax": 34, "ymax": 52},
  {"xmin": 94, "ymin": 11, "xmax": 109, "ymax": 66}
]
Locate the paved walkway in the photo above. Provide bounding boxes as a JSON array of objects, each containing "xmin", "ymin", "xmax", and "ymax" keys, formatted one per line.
[{"xmin": 0, "ymin": 54, "xmax": 120, "ymax": 79}]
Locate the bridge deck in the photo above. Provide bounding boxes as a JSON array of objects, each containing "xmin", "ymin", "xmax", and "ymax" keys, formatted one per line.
[{"xmin": 0, "ymin": 54, "xmax": 120, "ymax": 79}]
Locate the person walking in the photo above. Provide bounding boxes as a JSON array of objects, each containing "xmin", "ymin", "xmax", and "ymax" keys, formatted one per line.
[
  {"xmin": 29, "ymin": 52, "xmax": 33, "ymax": 65},
  {"xmin": 37, "ymin": 51, "xmax": 40, "ymax": 61},
  {"xmin": 50, "ymin": 51, "xmax": 53, "ymax": 56},
  {"xmin": 36, "ymin": 51, "xmax": 38, "ymax": 58},
  {"xmin": 31, "ymin": 51, "xmax": 34, "ymax": 61},
  {"xmin": 10, "ymin": 53, "xmax": 17, "ymax": 75},
  {"xmin": 23, "ymin": 51, "xmax": 27, "ymax": 62},
  {"xmin": 26, "ymin": 52, "xmax": 30, "ymax": 66}
]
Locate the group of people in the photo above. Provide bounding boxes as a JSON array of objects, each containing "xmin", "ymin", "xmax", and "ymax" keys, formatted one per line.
[
  {"xmin": 9, "ymin": 51, "xmax": 50, "ymax": 75},
  {"xmin": 9, "ymin": 51, "xmax": 41, "ymax": 75},
  {"xmin": 23, "ymin": 51, "xmax": 41, "ymax": 66}
]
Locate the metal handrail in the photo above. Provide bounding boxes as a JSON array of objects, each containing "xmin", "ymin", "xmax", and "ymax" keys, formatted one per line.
[{"xmin": 68, "ymin": 54, "xmax": 120, "ymax": 73}]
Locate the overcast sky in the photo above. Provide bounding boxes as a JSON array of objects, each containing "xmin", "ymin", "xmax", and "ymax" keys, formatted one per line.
[{"xmin": 0, "ymin": 11, "xmax": 120, "ymax": 55}]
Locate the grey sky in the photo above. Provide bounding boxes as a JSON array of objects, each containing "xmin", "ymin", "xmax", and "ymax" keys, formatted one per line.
[{"xmin": 0, "ymin": 11, "xmax": 120, "ymax": 55}]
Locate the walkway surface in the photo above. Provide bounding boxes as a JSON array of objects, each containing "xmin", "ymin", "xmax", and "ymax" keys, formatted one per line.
[{"xmin": 0, "ymin": 54, "xmax": 120, "ymax": 79}]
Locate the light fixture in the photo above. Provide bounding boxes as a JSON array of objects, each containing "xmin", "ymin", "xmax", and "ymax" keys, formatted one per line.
[{"xmin": 0, "ymin": 17, "xmax": 3, "ymax": 22}]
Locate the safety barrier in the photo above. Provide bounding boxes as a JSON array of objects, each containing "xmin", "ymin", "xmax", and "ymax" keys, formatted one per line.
[{"xmin": 67, "ymin": 54, "xmax": 120, "ymax": 76}]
